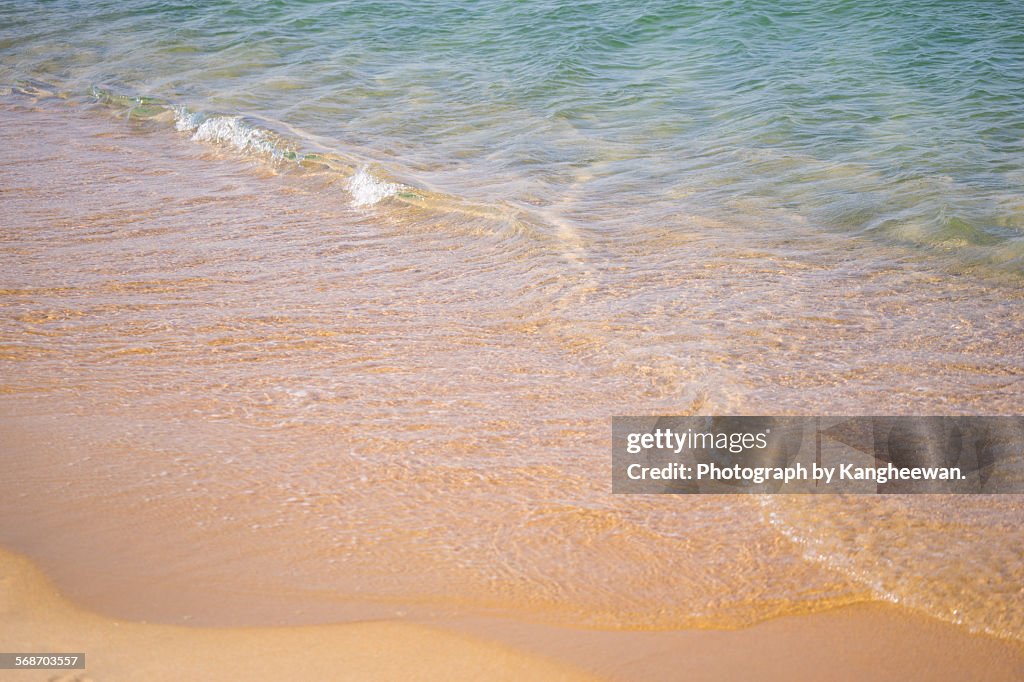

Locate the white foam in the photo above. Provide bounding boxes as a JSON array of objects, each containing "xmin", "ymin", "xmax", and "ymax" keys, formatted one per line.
[
  {"xmin": 347, "ymin": 166, "xmax": 400, "ymax": 207},
  {"xmin": 189, "ymin": 115, "xmax": 280, "ymax": 157},
  {"xmin": 172, "ymin": 105, "xmax": 203, "ymax": 132}
]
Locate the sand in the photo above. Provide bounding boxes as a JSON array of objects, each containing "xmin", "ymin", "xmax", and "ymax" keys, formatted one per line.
[
  {"xmin": 0, "ymin": 546, "xmax": 599, "ymax": 682},
  {"xmin": 2, "ymin": 545, "xmax": 1023, "ymax": 682},
  {"xmin": 453, "ymin": 604, "xmax": 1024, "ymax": 682}
]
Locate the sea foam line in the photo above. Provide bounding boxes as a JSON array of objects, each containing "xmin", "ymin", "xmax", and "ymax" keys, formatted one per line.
[
  {"xmin": 173, "ymin": 106, "xmax": 289, "ymax": 160},
  {"xmin": 168, "ymin": 100, "xmax": 407, "ymax": 207}
]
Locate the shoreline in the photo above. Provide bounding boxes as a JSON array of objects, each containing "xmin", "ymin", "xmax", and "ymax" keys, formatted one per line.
[
  {"xmin": 2, "ymin": 544, "xmax": 1023, "ymax": 681},
  {"xmin": 3, "ymin": 84, "xmax": 1024, "ymax": 680}
]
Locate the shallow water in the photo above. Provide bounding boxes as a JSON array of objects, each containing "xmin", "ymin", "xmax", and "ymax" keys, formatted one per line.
[
  {"xmin": 2, "ymin": 0, "xmax": 1023, "ymax": 270},
  {"xmin": 1, "ymin": 0, "xmax": 1023, "ymax": 642}
]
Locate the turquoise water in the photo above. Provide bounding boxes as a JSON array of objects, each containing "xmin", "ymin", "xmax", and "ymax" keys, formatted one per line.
[{"xmin": 2, "ymin": 0, "xmax": 1023, "ymax": 269}]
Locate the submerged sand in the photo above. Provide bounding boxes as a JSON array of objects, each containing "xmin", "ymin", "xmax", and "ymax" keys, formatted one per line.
[{"xmin": 3, "ymin": 87, "xmax": 1024, "ymax": 682}]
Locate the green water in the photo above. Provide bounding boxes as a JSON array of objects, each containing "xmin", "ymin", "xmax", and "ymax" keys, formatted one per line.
[{"xmin": 2, "ymin": 0, "xmax": 1023, "ymax": 269}]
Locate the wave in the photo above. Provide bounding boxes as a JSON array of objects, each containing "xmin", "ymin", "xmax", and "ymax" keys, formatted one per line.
[
  {"xmin": 85, "ymin": 84, "xmax": 410, "ymax": 209},
  {"xmin": 27, "ymin": 79, "xmax": 610, "ymax": 362},
  {"xmin": 760, "ymin": 495, "xmax": 1024, "ymax": 643},
  {"xmin": 5, "ymin": 77, "xmax": 1022, "ymax": 279},
  {"xmin": 346, "ymin": 166, "xmax": 402, "ymax": 207},
  {"xmin": 0, "ymin": 77, "xmax": 615, "ymax": 307},
  {"xmin": 179, "ymin": 111, "xmax": 284, "ymax": 159},
  {"xmin": 76, "ymin": 81, "xmax": 609, "ymax": 287}
]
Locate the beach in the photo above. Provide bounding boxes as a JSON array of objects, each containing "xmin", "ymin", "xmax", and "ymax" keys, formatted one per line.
[
  {"xmin": 2, "ymin": 544, "xmax": 1023, "ymax": 681},
  {"xmin": 2, "ymin": 1, "xmax": 1024, "ymax": 678}
]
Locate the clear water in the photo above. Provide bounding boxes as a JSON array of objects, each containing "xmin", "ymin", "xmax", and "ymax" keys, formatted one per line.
[
  {"xmin": 2, "ymin": 0, "xmax": 1024, "ymax": 643},
  {"xmin": 2, "ymin": 0, "xmax": 1023, "ymax": 269}
]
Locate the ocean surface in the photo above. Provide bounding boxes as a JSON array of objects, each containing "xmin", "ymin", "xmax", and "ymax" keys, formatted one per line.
[{"xmin": 1, "ymin": 0, "xmax": 1023, "ymax": 642}]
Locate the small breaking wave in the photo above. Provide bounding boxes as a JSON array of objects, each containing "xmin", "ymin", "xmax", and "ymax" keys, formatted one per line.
[
  {"xmin": 172, "ymin": 105, "xmax": 203, "ymax": 133},
  {"xmin": 81, "ymin": 85, "xmax": 412, "ymax": 208},
  {"xmin": 169, "ymin": 102, "xmax": 410, "ymax": 207},
  {"xmin": 189, "ymin": 115, "xmax": 276, "ymax": 156},
  {"xmin": 346, "ymin": 165, "xmax": 401, "ymax": 207},
  {"xmin": 8, "ymin": 79, "xmax": 591, "ymax": 269},
  {"xmin": 173, "ymin": 106, "xmax": 291, "ymax": 160}
]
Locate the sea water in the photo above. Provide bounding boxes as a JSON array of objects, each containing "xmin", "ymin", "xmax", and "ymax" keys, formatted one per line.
[{"xmin": 1, "ymin": 0, "xmax": 1023, "ymax": 641}]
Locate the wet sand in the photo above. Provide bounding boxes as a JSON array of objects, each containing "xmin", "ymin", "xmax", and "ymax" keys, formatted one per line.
[
  {"xmin": 3, "ymin": 546, "xmax": 1023, "ymax": 682},
  {"xmin": 0, "ymin": 547, "xmax": 596, "ymax": 682}
]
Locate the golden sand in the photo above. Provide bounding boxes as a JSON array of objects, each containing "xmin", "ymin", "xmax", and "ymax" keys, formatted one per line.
[
  {"xmin": 0, "ymin": 547, "xmax": 597, "ymax": 682},
  {"xmin": 3, "ymin": 545, "xmax": 1024, "ymax": 681}
]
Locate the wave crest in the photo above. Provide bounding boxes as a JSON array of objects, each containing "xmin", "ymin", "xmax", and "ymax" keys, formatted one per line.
[{"xmin": 346, "ymin": 166, "xmax": 401, "ymax": 207}]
